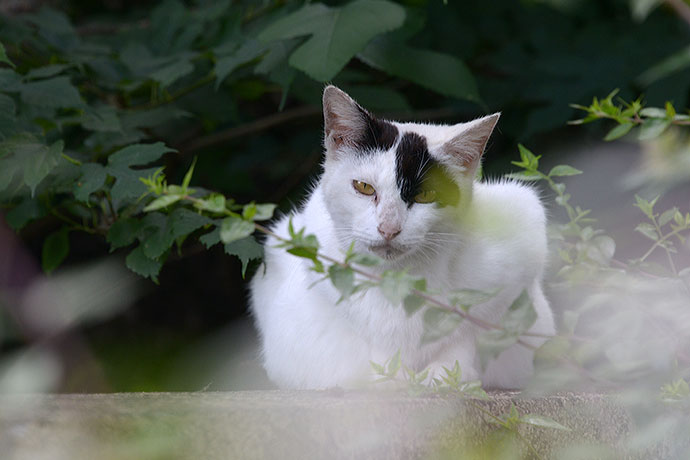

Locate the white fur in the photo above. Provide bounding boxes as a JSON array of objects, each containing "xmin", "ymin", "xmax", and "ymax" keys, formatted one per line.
[{"xmin": 249, "ymin": 93, "xmax": 555, "ymax": 390}]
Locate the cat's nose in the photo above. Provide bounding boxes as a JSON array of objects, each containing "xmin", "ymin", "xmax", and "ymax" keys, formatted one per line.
[{"xmin": 377, "ymin": 224, "xmax": 401, "ymax": 241}]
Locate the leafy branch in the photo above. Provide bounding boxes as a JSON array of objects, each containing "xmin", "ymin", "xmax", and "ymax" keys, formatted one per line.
[{"xmin": 570, "ymin": 89, "xmax": 690, "ymax": 141}]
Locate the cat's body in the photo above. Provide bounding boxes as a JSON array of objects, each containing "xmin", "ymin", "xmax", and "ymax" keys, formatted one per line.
[{"xmin": 249, "ymin": 86, "xmax": 555, "ymax": 389}]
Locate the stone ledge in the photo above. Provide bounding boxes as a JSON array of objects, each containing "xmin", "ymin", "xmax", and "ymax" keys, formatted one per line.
[{"xmin": 0, "ymin": 391, "xmax": 668, "ymax": 459}]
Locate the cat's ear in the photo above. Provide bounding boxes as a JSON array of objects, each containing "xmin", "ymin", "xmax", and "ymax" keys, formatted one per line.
[
  {"xmin": 442, "ymin": 113, "xmax": 500, "ymax": 174},
  {"xmin": 322, "ymin": 85, "xmax": 368, "ymax": 151}
]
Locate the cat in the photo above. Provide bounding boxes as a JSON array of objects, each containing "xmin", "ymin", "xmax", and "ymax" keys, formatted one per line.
[{"xmin": 249, "ymin": 85, "xmax": 555, "ymax": 390}]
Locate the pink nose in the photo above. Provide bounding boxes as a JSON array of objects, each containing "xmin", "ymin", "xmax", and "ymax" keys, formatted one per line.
[{"xmin": 377, "ymin": 224, "xmax": 401, "ymax": 241}]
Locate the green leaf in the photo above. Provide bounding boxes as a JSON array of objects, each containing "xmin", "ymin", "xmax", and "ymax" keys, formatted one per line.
[
  {"xmin": 421, "ymin": 307, "xmax": 463, "ymax": 344},
  {"xmin": 638, "ymin": 118, "xmax": 671, "ymax": 140},
  {"xmin": 24, "ymin": 7, "xmax": 77, "ymax": 37},
  {"xmin": 387, "ymin": 350, "xmax": 401, "ymax": 376},
  {"xmin": 0, "ymin": 93, "xmax": 16, "ymax": 139},
  {"xmin": 109, "ymin": 166, "xmax": 160, "ymax": 203},
  {"xmin": 639, "ymin": 107, "xmax": 667, "ymax": 118},
  {"xmin": 603, "ymin": 123, "xmax": 633, "ymax": 141},
  {"xmin": 370, "ymin": 361, "xmax": 385, "ymax": 375},
  {"xmin": 504, "ymin": 171, "xmax": 542, "ymax": 182},
  {"xmin": 242, "ymin": 203, "xmax": 257, "ymax": 220},
  {"xmin": 23, "ymin": 140, "xmax": 64, "ymax": 197},
  {"xmin": 214, "ymin": 39, "xmax": 267, "ymax": 90},
  {"xmin": 5, "ymin": 199, "xmax": 44, "ymax": 230},
  {"xmin": 0, "ymin": 68, "xmax": 21, "ymax": 92},
  {"xmin": 634, "ymin": 194, "xmax": 657, "ymax": 220},
  {"xmin": 25, "ymin": 64, "xmax": 69, "ymax": 80},
  {"xmin": 588, "ymin": 235, "xmax": 615, "ymax": 265},
  {"xmin": 224, "ymin": 236, "xmax": 263, "ymax": 277},
  {"xmin": 548, "ymin": 165, "xmax": 582, "ymax": 177},
  {"xmin": 674, "ymin": 210, "xmax": 685, "ymax": 227},
  {"xmin": 635, "ymin": 222, "xmax": 659, "ymax": 241},
  {"xmin": 143, "ymin": 194, "xmax": 183, "ymax": 212},
  {"xmin": 108, "ymin": 142, "xmax": 176, "ymax": 168},
  {"xmin": 140, "ymin": 213, "xmax": 175, "ymax": 259},
  {"xmin": 476, "ymin": 290, "xmax": 536, "ymax": 369},
  {"xmin": 659, "ymin": 207, "xmax": 679, "ymax": 227},
  {"xmin": 380, "ymin": 270, "xmax": 415, "ymax": 305},
  {"xmin": 0, "ymin": 156, "xmax": 19, "ymax": 192},
  {"xmin": 80, "ymin": 105, "xmax": 121, "ymax": 132},
  {"xmin": 520, "ymin": 414, "xmax": 571, "ymax": 431},
  {"xmin": 359, "ymin": 38, "xmax": 479, "ymax": 102},
  {"xmin": 181, "ymin": 157, "xmax": 196, "ymax": 191},
  {"xmin": 329, "ymin": 264, "xmax": 356, "ymax": 301},
  {"xmin": 73, "ymin": 163, "xmax": 107, "ymax": 202},
  {"xmin": 169, "ymin": 208, "xmax": 212, "ymax": 239},
  {"xmin": 150, "ymin": 59, "xmax": 194, "ymax": 88},
  {"xmin": 259, "ymin": 0, "xmax": 405, "ymax": 82},
  {"xmin": 450, "ymin": 288, "xmax": 499, "ymax": 309},
  {"xmin": 499, "ymin": 291, "xmax": 538, "ymax": 333},
  {"xmin": 665, "ymin": 101, "xmax": 677, "ymax": 119},
  {"xmin": 0, "ymin": 42, "xmax": 15, "ymax": 68},
  {"xmin": 42, "ymin": 227, "xmax": 69, "ymax": 274},
  {"xmin": 107, "ymin": 142, "xmax": 176, "ymax": 202},
  {"xmin": 126, "ymin": 245, "xmax": 163, "ymax": 282},
  {"xmin": 194, "ymin": 193, "xmax": 227, "ymax": 214},
  {"xmin": 19, "ymin": 76, "xmax": 82, "ymax": 108},
  {"xmin": 348, "ymin": 252, "xmax": 383, "ymax": 266},
  {"xmin": 199, "ymin": 227, "xmax": 221, "ymax": 248},
  {"xmin": 242, "ymin": 202, "xmax": 276, "ymax": 221},
  {"xmin": 220, "ymin": 216, "xmax": 255, "ymax": 244},
  {"xmin": 0, "ymin": 134, "xmax": 63, "ymax": 196},
  {"xmin": 403, "ymin": 294, "xmax": 425, "ymax": 316},
  {"xmin": 515, "ymin": 144, "xmax": 540, "ymax": 170},
  {"xmin": 107, "ymin": 218, "xmax": 143, "ymax": 251},
  {"xmin": 253, "ymin": 203, "xmax": 276, "ymax": 221},
  {"xmin": 287, "ymin": 246, "xmax": 321, "ymax": 265}
]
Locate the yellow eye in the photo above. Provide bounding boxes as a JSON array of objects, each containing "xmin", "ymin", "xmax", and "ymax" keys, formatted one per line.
[
  {"xmin": 353, "ymin": 180, "xmax": 376, "ymax": 196},
  {"xmin": 414, "ymin": 190, "xmax": 436, "ymax": 203}
]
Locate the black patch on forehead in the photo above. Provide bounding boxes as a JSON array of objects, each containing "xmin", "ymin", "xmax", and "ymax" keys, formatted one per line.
[
  {"xmin": 354, "ymin": 106, "xmax": 398, "ymax": 152},
  {"xmin": 395, "ymin": 132, "xmax": 460, "ymax": 207}
]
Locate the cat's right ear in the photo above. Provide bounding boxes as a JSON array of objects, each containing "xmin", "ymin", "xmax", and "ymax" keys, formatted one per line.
[
  {"xmin": 441, "ymin": 113, "xmax": 500, "ymax": 175},
  {"xmin": 322, "ymin": 85, "xmax": 368, "ymax": 152}
]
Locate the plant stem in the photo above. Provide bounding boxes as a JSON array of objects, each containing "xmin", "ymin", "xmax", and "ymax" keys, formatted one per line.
[
  {"xmin": 252, "ymin": 222, "xmax": 550, "ymax": 343},
  {"xmin": 651, "ymin": 215, "xmax": 679, "ymax": 276},
  {"xmin": 50, "ymin": 208, "xmax": 97, "ymax": 234},
  {"xmin": 639, "ymin": 227, "xmax": 687, "ymax": 263}
]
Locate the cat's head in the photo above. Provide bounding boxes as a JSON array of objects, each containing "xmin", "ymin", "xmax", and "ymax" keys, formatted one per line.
[{"xmin": 320, "ymin": 85, "xmax": 499, "ymax": 262}]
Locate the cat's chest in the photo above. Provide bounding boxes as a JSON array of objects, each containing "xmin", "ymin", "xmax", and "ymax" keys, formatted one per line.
[{"xmin": 330, "ymin": 268, "xmax": 457, "ymax": 342}]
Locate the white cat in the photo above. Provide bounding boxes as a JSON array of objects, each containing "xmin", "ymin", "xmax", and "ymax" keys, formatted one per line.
[{"xmin": 249, "ymin": 86, "xmax": 555, "ymax": 390}]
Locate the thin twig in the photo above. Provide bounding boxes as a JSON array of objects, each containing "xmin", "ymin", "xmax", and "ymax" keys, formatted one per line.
[
  {"xmin": 252, "ymin": 222, "xmax": 551, "ymax": 341},
  {"xmin": 181, "ymin": 105, "xmax": 321, "ymax": 152},
  {"xmin": 179, "ymin": 106, "xmax": 463, "ymax": 153}
]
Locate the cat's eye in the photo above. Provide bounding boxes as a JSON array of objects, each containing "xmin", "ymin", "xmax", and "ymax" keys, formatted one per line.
[
  {"xmin": 414, "ymin": 190, "xmax": 437, "ymax": 203},
  {"xmin": 353, "ymin": 180, "xmax": 376, "ymax": 196}
]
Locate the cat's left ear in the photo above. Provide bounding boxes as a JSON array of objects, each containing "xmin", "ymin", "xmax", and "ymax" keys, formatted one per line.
[{"xmin": 442, "ymin": 113, "xmax": 500, "ymax": 174}]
